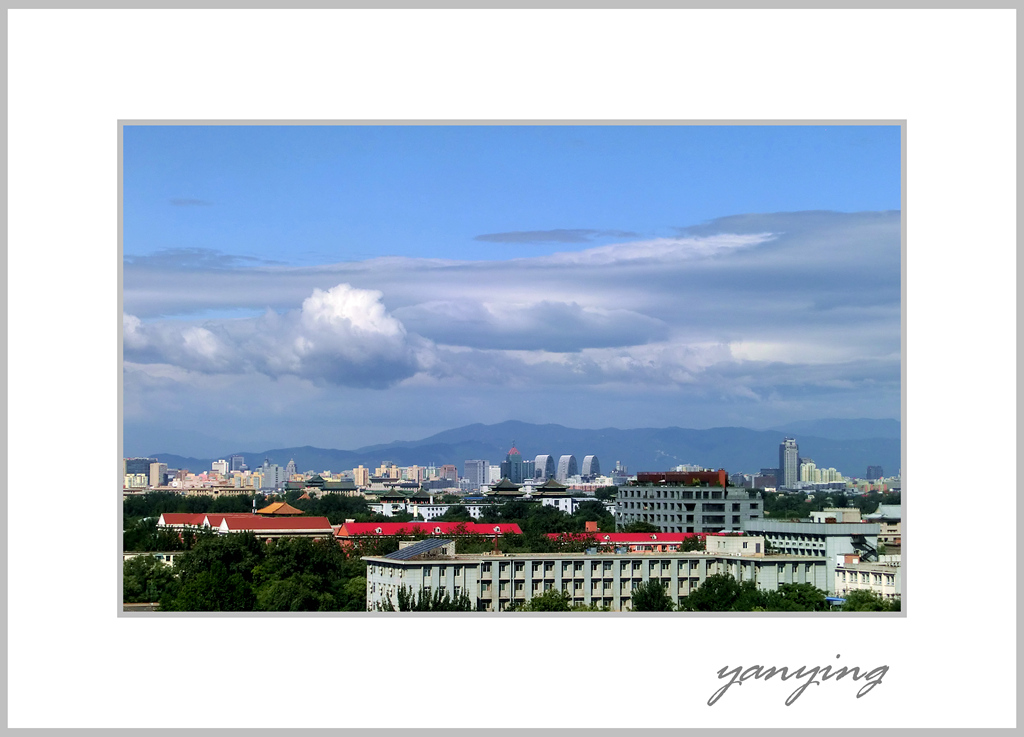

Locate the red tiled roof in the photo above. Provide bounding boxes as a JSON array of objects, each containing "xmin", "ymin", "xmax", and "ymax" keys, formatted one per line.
[
  {"xmin": 158, "ymin": 513, "xmax": 207, "ymax": 526},
  {"xmin": 336, "ymin": 522, "xmax": 523, "ymax": 537},
  {"xmin": 203, "ymin": 513, "xmax": 260, "ymax": 527},
  {"xmin": 220, "ymin": 516, "xmax": 333, "ymax": 532},
  {"xmin": 546, "ymin": 532, "xmax": 706, "ymax": 544}
]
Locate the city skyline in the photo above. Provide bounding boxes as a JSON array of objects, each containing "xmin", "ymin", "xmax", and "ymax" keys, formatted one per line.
[{"xmin": 123, "ymin": 125, "xmax": 901, "ymax": 457}]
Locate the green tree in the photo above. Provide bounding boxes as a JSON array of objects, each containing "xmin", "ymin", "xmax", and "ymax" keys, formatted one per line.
[
  {"xmin": 123, "ymin": 555, "xmax": 176, "ymax": 603},
  {"xmin": 160, "ymin": 532, "xmax": 267, "ymax": 611},
  {"xmin": 594, "ymin": 486, "xmax": 618, "ymax": 502},
  {"xmin": 841, "ymin": 589, "xmax": 898, "ymax": 612},
  {"xmin": 678, "ymin": 573, "xmax": 742, "ymax": 611},
  {"xmin": 621, "ymin": 520, "xmax": 661, "ymax": 533},
  {"xmin": 764, "ymin": 582, "xmax": 828, "ymax": 612},
  {"xmin": 679, "ymin": 535, "xmax": 706, "ymax": 552},
  {"xmin": 521, "ymin": 588, "xmax": 572, "ymax": 611},
  {"xmin": 384, "ymin": 585, "xmax": 474, "ymax": 612},
  {"xmin": 630, "ymin": 578, "xmax": 675, "ymax": 611}
]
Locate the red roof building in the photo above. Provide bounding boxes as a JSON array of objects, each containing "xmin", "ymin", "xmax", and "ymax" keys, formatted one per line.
[
  {"xmin": 218, "ymin": 516, "xmax": 334, "ymax": 540},
  {"xmin": 546, "ymin": 531, "xmax": 706, "ymax": 553},
  {"xmin": 336, "ymin": 521, "xmax": 523, "ymax": 540}
]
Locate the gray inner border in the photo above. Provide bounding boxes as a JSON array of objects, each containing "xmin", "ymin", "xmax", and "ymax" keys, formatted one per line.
[{"xmin": 118, "ymin": 119, "xmax": 906, "ymax": 619}]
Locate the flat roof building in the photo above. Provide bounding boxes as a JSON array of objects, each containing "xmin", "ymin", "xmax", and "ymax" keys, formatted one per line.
[
  {"xmin": 615, "ymin": 484, "xmax": 762, "ymax": 534},
  {"xmin": 364, "ymin": 544, "xmax": 827, "ymax": 612}
]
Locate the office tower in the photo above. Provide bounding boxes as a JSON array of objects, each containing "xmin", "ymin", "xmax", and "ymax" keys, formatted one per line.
[
  {"xmin": 867, "ymin": 466, "xmax": 883, "ymax": 480},
  {"xmin": 556, "ymin": 455, "xmax": 578, "ymax": 483},
  {"xmin": 212, "ymin": 459, "xmax": 229, "ymax": 475},
  {"xmin": 125, "ymin": 457, "xmax": 156, "ymax": 476},
  {"xmin": 149, "ymin": 462, "xmax": 168, "ymax": 488},
  {"xmin": 285, "ymin": 459, "xmax": 297, "ymax": 478},
  {"xmin": 581, "ymin": 455, "xmax": 601, "ymax": 479},
  {"xmin": 464, "ymin": 460, "xmax": 490, "ymax": 488},
  {"xmin": 352, "ymin": 465, "xmax": 370, "ymax": 486},
  {"xmin": 229, "ymin": 454, "xmax": 246, "ymax": 472},
  {"xmin": 778, "ymin": 438, "xmax": 799, "ymax": 489},
  {"xmin": 439, "ymin": 464, "xmax": 458, "ymax": 482},
  {"xmin": 500, "ymin": 443, "xmax": 526, "ymax": 483},
  {"xmin": 533, "ymin": 454, "xmax": 555, "ymax": 481}
]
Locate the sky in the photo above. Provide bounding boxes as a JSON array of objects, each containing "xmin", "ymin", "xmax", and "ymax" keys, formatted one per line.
[{"xmin": 122, "ymin": 124, "xmax": 901, "ymax": 457}]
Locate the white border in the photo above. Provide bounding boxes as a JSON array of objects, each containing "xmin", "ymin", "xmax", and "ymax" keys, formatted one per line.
[{"xmin": 7, "ymin": 8, "xmax": 1016, "ymax": 730}]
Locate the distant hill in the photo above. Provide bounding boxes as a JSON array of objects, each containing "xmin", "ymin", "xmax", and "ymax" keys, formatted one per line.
[
  {"xmin": 767, "ymin": 418, "xmax": 901, "ymax": 440},
  {"xmin": 144, "ymin": 420, "xmax": 901, "ymax": 480}
]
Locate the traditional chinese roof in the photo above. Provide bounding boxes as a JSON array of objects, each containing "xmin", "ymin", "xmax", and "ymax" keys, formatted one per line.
[
  {"xmin": 255, "ymin": 501, "xmax": 304, "ymax": 515},
  {"xmin": 487, "ymin": 478, "xmax": 524, "ymax": 495}
]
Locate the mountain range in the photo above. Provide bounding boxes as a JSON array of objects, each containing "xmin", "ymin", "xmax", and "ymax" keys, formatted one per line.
[{"xmin": 143, "ymin": 418, "xmax": 901, "ymax": 480}]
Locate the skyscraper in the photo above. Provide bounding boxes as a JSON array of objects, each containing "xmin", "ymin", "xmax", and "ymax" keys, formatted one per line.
[
  {"xmin": 867, "ymin": 465, "xmax": 883, "ymax": 480},
  {"xmin": 500, "ymin": 443, "xmax": 526, "ymax": 483},
  {"xmin": 778, "ymin": 437, "xmax": 799, "ymax": 489},
  {"xmin": 533, "ymin": 454, "xmax": 555, "ymax": 481},
  {"xmin": 581, "ymin": 455, "xmax": 601, "ymax": 479},
  {"xmin": 556, "ymin": 455, "xmax": 578, "ymax": 483},
  {"xmin": 229, "ymin": 454, "xmax": 246, "ymax": 472}
]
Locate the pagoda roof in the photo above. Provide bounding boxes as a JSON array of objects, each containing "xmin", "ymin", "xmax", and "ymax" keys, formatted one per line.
[
  {"xmin": 536, "ymin": 478, "xmax": 568, "ymax": 490},
  {"xmin": 305, "ymin": 474, "xmax": 326, "ymax": 486},
  {"xmin": 488, "ymin": 478, "xmax": 523, "ymax": 493},
  {"xmin": 256, "ymin": 501, "xmax": 305, "ymax": 515}
]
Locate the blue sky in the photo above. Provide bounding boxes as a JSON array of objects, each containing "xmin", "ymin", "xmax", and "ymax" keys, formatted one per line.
[{"xmin": 123, "ymin": 124, "xmax": 901, "ymax": 457}]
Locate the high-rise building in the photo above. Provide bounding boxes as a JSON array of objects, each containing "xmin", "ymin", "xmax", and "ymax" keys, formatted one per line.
[
  {"xmin": 556, "ymin": 455, "xmax": 578, "ymax": 483},
  {"xmin": 581, "ymin": 455, "xmax": 601, "ymax": 479},
  {"xmin": 778, "ymin": 438, "xmax": 799, "ymax": 489},
  {"xmin": 149, "ymin": 462, "xmax": 168, "ymax": 488},
  {"xmin": 125, "ymin": 457, "xmax": 156, "ymax": 476},
  {"xmin": 534, "ymin": 454, "xmax": 555, "ymax": 481},
  {"xmin": 260, "ymin": 458, "xmax": 288, "ymax": 490},
  {"xmin": 866, "ymin": 466, "xmax": 884, "ymax": 480},
  {"xmin": 464, "ymin": 460, "xmax": 490, "ymax": 488},
  {"xmin": 352, "ymin": 465, "xmax": 370, "ymax": 486},
  {"xmin": 212, "ymin": 459, "xmax": 229, "ymax": 476},
  {"xmin": 439, "ymin": 464, "xmax": 458, "ymax": 482},
  {"xmin": 285, "ymin": 459, "xmax": 297, "ymax": 478},
  {"xmin": 500, "ymin": 444, "xmax": 526, "ymax": 484},
  {"xmin": 229, "ymin": 454, "xmax": 246, "ymax": 472}
]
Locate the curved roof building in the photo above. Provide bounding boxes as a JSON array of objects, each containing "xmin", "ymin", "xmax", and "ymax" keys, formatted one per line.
[
  {"xmin": 556, "ymin": 454, "xmax": 578, "ymax": 483},
  {"xmin": 534, "ymin": 454, "xmax": 555, "ymax": 481},
  {"xmin": 581, "ymin": 455, "xmax": 601, "ymax": 478}
]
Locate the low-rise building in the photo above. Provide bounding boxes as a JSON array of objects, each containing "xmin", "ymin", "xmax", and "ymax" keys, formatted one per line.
[
  {"xmin": 863, "ymin": 504, "xmax": 902, "ymax": 546},
  {"xmin": 364, "ymin": 543, "xmax": 828, "ymax": 612},
  {"xmin": 835, "ymin": 553, "xmax": 901, "ymax": 600},
  {"xmin": 741, "ymin": 519, "xmax": 880, "ymax": 593}
]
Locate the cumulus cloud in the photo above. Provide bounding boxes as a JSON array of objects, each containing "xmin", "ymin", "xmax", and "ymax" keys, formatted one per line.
[
  {"xmin": 123, "ymin": 283, "xmax": 423, "ymax": 388},
  {"xmin": 122, "ymin": 211, "xmax": 901, "ymax": 445}
]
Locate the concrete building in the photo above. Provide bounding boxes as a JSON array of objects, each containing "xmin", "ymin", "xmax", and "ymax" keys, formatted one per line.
[
  {"xmin": 463, "ymin": 459, "xmax": 490, "ymax": 489},
  {"xmin": 533, "ymin": 455, "xmax": 555, "ymax": 481},
  {"xmin": 835, "ymin": 553, "xmax": 901, "ymax": 600},
  {"xmin": 741, "ymin": 518, "xmax": 880, "ymax": 593},
  {"xmin": 212, "ymin": 459, "xmax": 229, "ymax": 476},
  {"xmin": 149, "ymin": 462, "xmax": 168, "ymax": 488},
  {"xmin": 556, "ymin": 455, "xmax": 578, "ymax": 483},
  {"xmin": 863, "ymin": 504, "xmax": 902, "ymax": 546},
  {"xmin": 581, "ymin": 455, "xmax": 601, "ymax": 479},
  {"xmin": 364, "ymin": 544, "xmax": 828, "ymax": 612},
  {"xmin": 500, "ymin": 444, "xmax": 527, "ymax": 484},
  {"xmin": 779, "ymin": 437, "xmax": 799, "ymax": 488},
  {"xmin": 810, "ymin": 507, "xmax": 862, "ymax": 524},
  {"xmin": 615, "ymin": 484, "xmax": 762, "ymax": 533}
]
